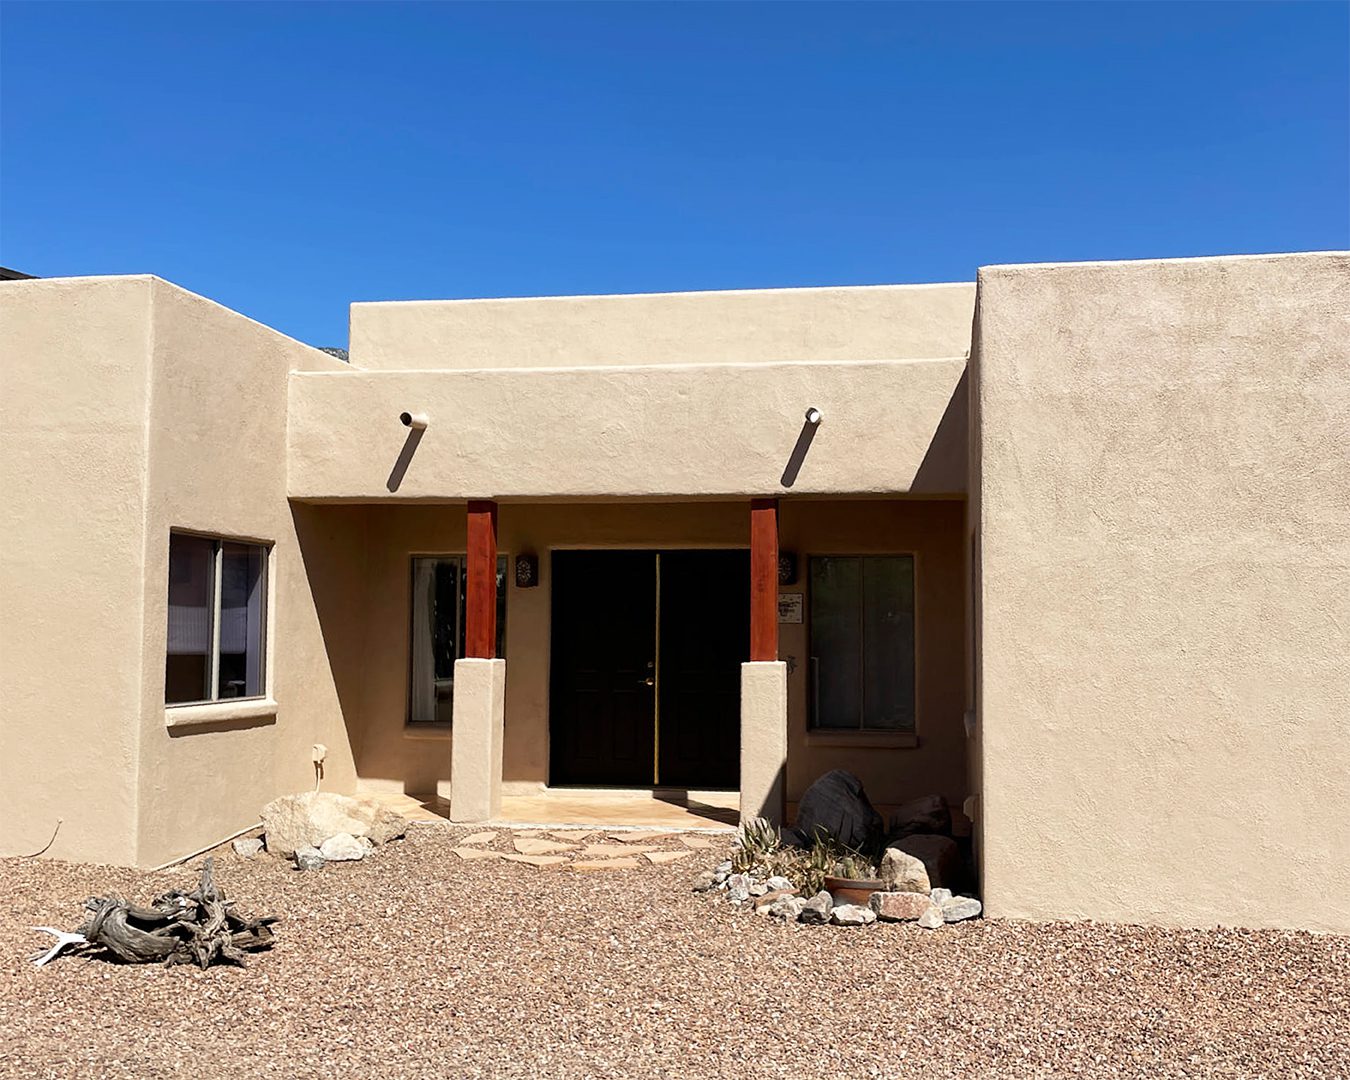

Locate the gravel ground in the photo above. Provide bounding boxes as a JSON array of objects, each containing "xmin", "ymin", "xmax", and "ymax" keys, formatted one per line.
[{"xmin": 1, "ymin": 825, "xmax": 1346, "ymax": 1080}]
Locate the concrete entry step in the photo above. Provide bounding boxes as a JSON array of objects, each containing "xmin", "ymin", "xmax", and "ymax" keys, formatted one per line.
[{"xmin": 363, "ymin": 787, "xmax": 739, "ymax": 831}]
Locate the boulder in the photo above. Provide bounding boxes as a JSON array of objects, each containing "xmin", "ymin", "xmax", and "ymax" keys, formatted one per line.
[
  {"xmin": 261, "ymin": 792, "xmax": 408, "ymax": 857},
  {"xmin": 798, "ymin": 890, "xmax": 834, "ymax": 925},
  {"xmin": 879, "ymin": 847, "xmax": 930, "ymax": 894},
  {"xmin": 319, "ymin": 833, "xmax": 367, "ymax": 862},
  {"xmin": 929, "ymin": 888, "xmax": 953, "ymax": 906},
  {"xmin": 294, "ymin": 845, "xmax": 325, "ymax": 872},
  {"xmin": 869, "ymin": 891, "xmax": 932, "ymax": 922},
  {"xmin": 793, "ymin": 770, "xmax": 883, "ymax": 850},
  {"xmin": 888, "ymin": 834, "xmax": 959, "ymax": 890},
  {"xmin": 830, "ymin": 904, "xmax": 877, "ymax": 927},
  {"xmin": 765, "ymin": 895, "xmax": 808, "ymax": 921},
  {"xmin": 917, "ymin": 904, "xmax": 945, "ymax": 929},
  {"xmin": 753, "ymin": 889, "xmax": 799, "ymax": 913},
  {"xmin": 941, "ymin": 896, "xmax": 983, "ymax": 923},
  {"xmin": 231, "ymin": 837, "xmax": 264, "ymax": 858},
  {"xmin": 889, "ymin": 795, "xmax": 951, "ymax": 838}
]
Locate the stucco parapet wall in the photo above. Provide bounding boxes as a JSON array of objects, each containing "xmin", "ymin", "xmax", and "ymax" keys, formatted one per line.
[
  {"xmin": 349, "ymin": 282, "xmax": 975, "ymax": 370},
  {"xmin": 287, "ymin": 356, "xmax": 969, "ymax": 500}
]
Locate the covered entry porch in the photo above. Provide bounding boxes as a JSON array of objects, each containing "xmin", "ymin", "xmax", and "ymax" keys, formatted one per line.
[{"xmin": 301, "ymin": 498, "xmax": 970, "ymax": 832}]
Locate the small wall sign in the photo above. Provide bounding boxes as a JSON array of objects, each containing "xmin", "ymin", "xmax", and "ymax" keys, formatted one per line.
[{"xmin": 778, "ymin": 593, "xmax": 803, "ymax": 624}]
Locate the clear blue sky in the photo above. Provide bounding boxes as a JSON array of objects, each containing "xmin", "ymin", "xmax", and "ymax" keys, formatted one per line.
[{"xmin": 3, "ymin": 2, "xmax": 1347, "ymax": 347}]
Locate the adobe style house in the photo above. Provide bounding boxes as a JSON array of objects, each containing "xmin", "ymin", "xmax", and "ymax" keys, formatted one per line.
[{"xmin": 2, "ymin": 251, "xmax": 1346, "ymax": 932}]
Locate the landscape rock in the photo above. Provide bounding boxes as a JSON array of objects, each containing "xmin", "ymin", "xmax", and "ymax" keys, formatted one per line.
[
  {"xmin": 752, "ymin": 888, "xmax": 799, "ymax": 911},
  {"xmin": 501, "ymin": 853, "xmax": 569, "ymax": 867},
  {"xmin": 261, "ymin": 792, "xmax": 408, "ymax": 857},
  {"xmin": 798, "ymin": 890, "xmax": 834, "ymax": 925},
  {"xmin": 793, "ymin": 770, "xmax": 883, "ymax": 850},
  {"xmin": 319, "ymin": 833, "xmax": 367, "ymax": 862},
  {"xmin": 748, "ymin": 882, "xmax": 769, "ymax": 897},
  {"xmin": 514, "ymin": 838, "xmax": 575, "ymax": 855},
  {"xmin": 929, "ymin": 888, "xmax": 953, "ymax": 906},
  {"xmin": 765, "ymin": 876, "xmax": 794, "ymax": 892},
  {"xmin": 765, "ymin": 895, "xmax": 807, "ymax": 920},
  {"xmin": 452, "ymin": 847, "xmax": 500, "ymax": 861},
  {"xmin": 643, "ymin": 851, "xmax": 692, "ymax": 865},
  {"xmin": 888, "ymin": 834, "xmax": 959, "ymax": 890},
  {"xmin": 725, "ymin": 873, "xmax": 751, "ymax": 904},
  {"xmin": 691, "ymin": 870, "xmax": 720, "ymax": 892},
  {"xmin": 231, "ymin": 837, "xmax": 263, "ymax": 858},
  {"xmin": 941, "ymin": 896, "xmax": 983, "ymax": 923},
  {"xmin": 293, "ymin": 845, "xmax": 325, "ymax": 872},
  {"xmin": 889, "ymin": 794, "xmax": 951, "ymax": 838},
  {"xmin": 869, "ymin": 891, "xmax": 932, "ymax": 922},
  {"xmin": 917, "ymin": 904, "xmax": 945, "ymax": 929},
  {"xmin": 830, "ymin": 904, "xmax": 878, "ymax": 927},
  {"xmin": 879, "ymin": 847, "xmax": 931, "ymax": 894}
]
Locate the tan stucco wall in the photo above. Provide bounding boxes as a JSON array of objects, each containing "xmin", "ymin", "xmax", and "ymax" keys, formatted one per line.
[
  {"xmin": 350, "ymin": 282, "xmax": 975, "ymax": 370},
  {"xmin": 1, "ymin": 277, "xmax": 153, "ymax": 864},
  {"xmin": 0, "ymin": 275, "xmax": 365, "ymax": 867},
  {"xmin": 132, "ymin": 280, "xmax": 363, "ymax": 867},
  {"xmin": 344, "ymin": 498, "xmax": 969, "ymax": 812},
  {"xmin": 974, "ymin": 251, "xmax": 1350, "ymax": 931},
  {"xmin": 288, "ymin": 358, "xmax": 969, "ymax": 500}
]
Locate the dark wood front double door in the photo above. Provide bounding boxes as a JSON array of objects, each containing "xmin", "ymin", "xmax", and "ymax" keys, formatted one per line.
[{"xmin": 550, "ymin": 550, "xmax": 749, "ymax": 789}]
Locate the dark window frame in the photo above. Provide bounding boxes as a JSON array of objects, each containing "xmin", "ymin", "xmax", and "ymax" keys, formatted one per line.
[
  {"xmin": 807, "ymin": 553, "xmax": 917, "ymax": 734},
  {"xmin": 164, "ymin": 531, "xmax": 270, "ymax": 706},
  {"xmin": 406, "ymin": 554, "xmax": 508, "ymax": 725}
]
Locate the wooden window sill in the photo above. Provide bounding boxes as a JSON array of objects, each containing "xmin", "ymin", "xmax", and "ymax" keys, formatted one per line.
[
  {"xmin": 804, "ymin": 730, "xmax": 919, "ymax": 749},
  {"xmin": 165, "ymin": 698, "xmax": 277, "ymax": 730}
]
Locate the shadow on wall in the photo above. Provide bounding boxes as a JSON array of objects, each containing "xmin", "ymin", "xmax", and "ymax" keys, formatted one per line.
[
  {"xmin": 910, "ymin": 368, "xmax": 968, "ymax": 494},
  {"xmin": 780, "ymin": 420, "xmax": 819, "ymax": 488},
  {"xmin": 291, "ymin": 504, "xmax": 368, "ymax": 775},
  {"xmin": 387, "ymin": 427, "xmax": 424, "ymax": 493}
]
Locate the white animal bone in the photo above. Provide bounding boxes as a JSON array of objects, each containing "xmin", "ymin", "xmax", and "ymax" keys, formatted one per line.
[{"xmin": 29, "ymin": 926, "xmax": 88, "ymax": 967}]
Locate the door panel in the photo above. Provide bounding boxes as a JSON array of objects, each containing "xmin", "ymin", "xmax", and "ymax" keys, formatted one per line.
[
  {"xmin": 658, "ymin": 550, "xmax": 748, "ymax": 789},
  {"xmin": 550, "ymin": 551, "xmax": 657, "ymax": 786}
]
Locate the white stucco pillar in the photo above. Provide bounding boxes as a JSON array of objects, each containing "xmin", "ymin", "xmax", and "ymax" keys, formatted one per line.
[
  {"xmin": 740, "ymin": 660, "xmax": 788, "ymax": 826},
  {"xmin": 449, "ymin": 658, "xmax": 506, "ymax": 823}
]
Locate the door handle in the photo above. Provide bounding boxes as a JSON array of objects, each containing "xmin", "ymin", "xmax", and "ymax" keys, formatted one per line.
[{"xmin": 642, "ymin": 676, "xmax": 655, "ymax": 687}]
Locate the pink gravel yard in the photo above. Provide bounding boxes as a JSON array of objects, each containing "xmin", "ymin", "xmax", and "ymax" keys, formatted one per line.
[{"xmin": 1, "ymin": 826, "xmax": 1346, "ymax": 1079}]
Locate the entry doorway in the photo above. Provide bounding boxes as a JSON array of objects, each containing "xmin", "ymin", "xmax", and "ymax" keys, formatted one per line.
[{"xmin": 550, "ymin": 549, "xmax": 749, "ymax": 789}]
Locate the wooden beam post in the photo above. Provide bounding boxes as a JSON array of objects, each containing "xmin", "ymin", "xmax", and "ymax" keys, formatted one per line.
[
  {"xmin": 749, "ymin": 498, "xmax": 779, "ymax": 662},
  {"xmin": 466, "ymin": 500, "xmax": 498, "ymax": 659}
]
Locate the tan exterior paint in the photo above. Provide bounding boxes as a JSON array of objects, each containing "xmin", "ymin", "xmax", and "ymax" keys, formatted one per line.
[
  {"xmin": 1, "ymin": 278, "xmax": 153, "ymax": 865},
  {"xmin": 334, "ymin": 499, "xmax": 968, "ymax": 811},
  {"xmin": 741, "ymin": 661, "xmax": 789, "ymax": 823},
  {"xmin": 448, "ymin": 658, "xmax": 506, "ymax": 822},
  {"xmin": 7, "ymin": 254, "xmax": 1346, "ymax": 936},
  {"xmin": 1, "ymin": 276, "xmax": 362, "ymax": 867},
  {"xmin": 287, "ymin": 358, "xmax": 969, "ymax": 501},
  {"xmin": 350, "ymin": 282, "xmax": 975, "ymax": 370},
  {"xmin": 973, "ymin": 251, "xmax": 1350, "ymax": 932}
]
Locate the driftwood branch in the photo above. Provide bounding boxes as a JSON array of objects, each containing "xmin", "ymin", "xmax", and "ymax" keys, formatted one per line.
[{"xmin": 51, "ymin": 857, "xmax": 279, "ymax": 969}]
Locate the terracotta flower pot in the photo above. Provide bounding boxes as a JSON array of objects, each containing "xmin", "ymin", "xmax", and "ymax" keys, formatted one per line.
[{"xmin": 824, "ymin": 875, "xmax": 885, "ymax": 906}]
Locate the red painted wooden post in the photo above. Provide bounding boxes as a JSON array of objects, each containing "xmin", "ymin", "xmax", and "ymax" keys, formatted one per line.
[
  {"xmin": 466, "ymin": 500, "xmax": 498, "ymax": 659},
  {"xmin": 749, "ymin": 498, "xmax": 779, "ymax": 662}
]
